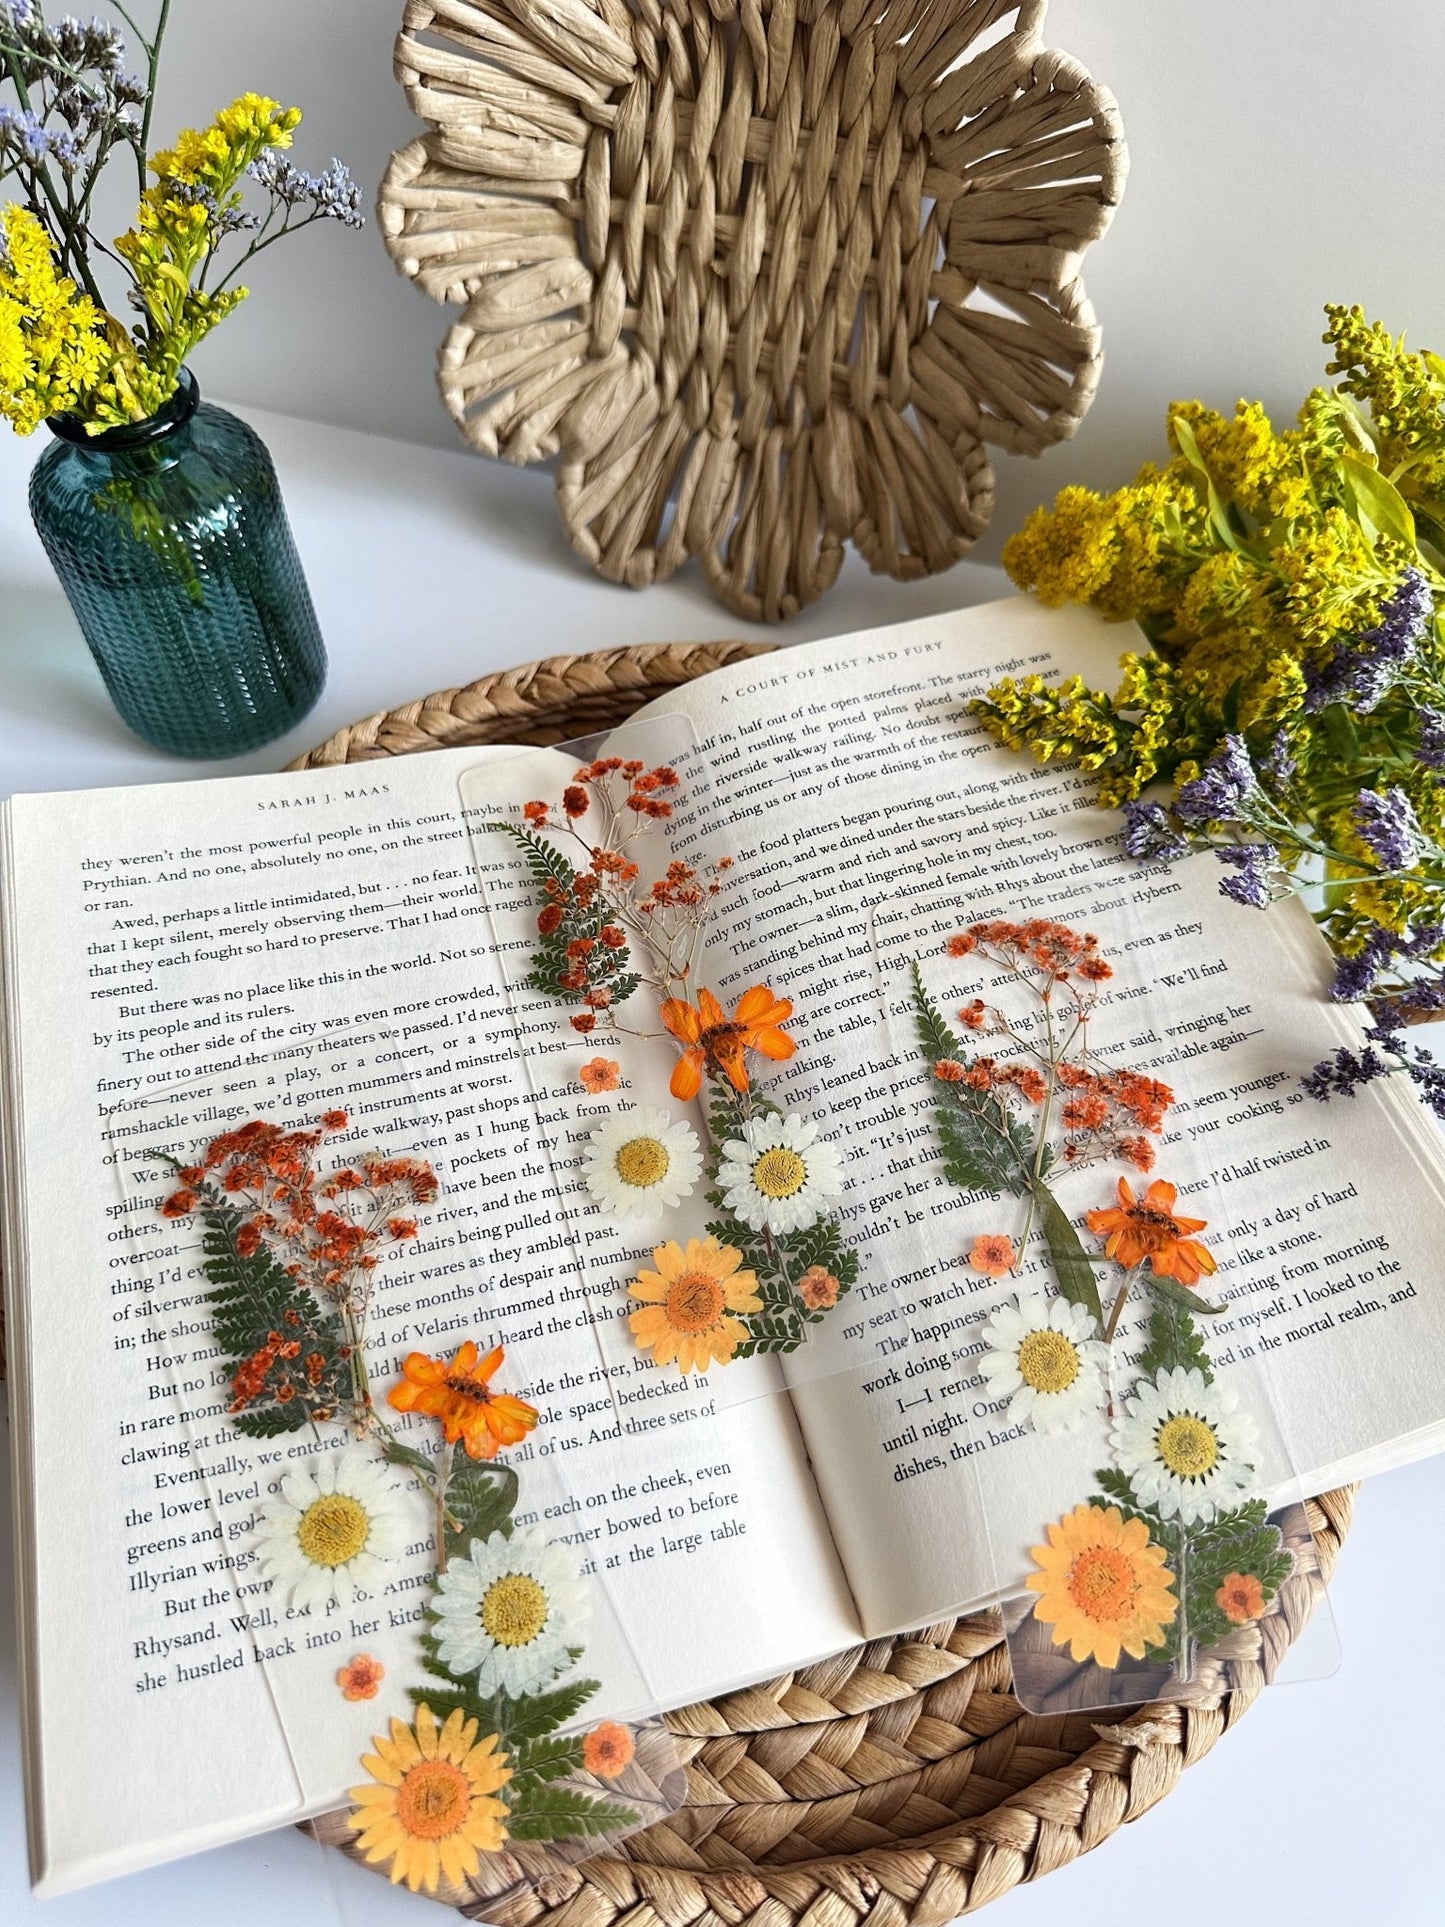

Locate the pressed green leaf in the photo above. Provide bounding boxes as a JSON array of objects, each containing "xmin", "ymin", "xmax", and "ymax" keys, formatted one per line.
[
  {"xmin": 1141, "ymin": 1270, "xmax": 1225, "ymax": 1319},
  {"xmin": 444, "ymin": 1460, "xmax": 518, "ymax": 1561},
  {"xmin": 195, "ymin": 1202, "xmax": 348, "ymax": 1428},
  {"xmin": 380, "ymin": 1438, "xmax": 438, "ymax": 1481},
  {"xmin": 510, "ymin": 1733, "xmax": 586, "ymax": 1787},
  {"xmin": 1031, "ymin": 1183, "xmax": 1103, "ymax": 1330},
  {"xmin": 911, "ymin": 963, "xmax": 1034, "ymax": 1197},
  {"xmin": 1136, "ymin": 1293, "xmax": 1213, "ymax": 1379},
  {"xmin": 506, "ymin": 1787, "xmax": 640, "ymax": 1840}
]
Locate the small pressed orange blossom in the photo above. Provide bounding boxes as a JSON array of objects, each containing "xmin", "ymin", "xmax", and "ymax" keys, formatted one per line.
[
  {"xmin": 582, "ymin": 1721, "xmax": 635, "ymax": 1778},
  {"xmin": 969, "ymin": 1233, "xmax": 1018, "ymax": 1277},
  {"xmin": 1216, "ymin": 1571, "xmax": 1267, "ymax": 1625},
  {"xmin": 1086, "ymin": 1177, "xmax": 1217, "ymax": 1287},
  {"xmin": 659, "ymin": 984, "xmax": 794, "ymax": 1099},
  {"xmin": 388, "ymin": 1341, "xmax": 539, "ymax": 1460}
]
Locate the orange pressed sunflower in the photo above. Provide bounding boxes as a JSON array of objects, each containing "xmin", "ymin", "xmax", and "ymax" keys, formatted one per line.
[
  {"xmin": 1085, "ymin": 1177, "xmax": 1218, "ymax": 1288},
  {"xmin": 659, "ymin": 984, "xmax": 794, "ymax": 1099},
  {"xmin": 1027, "ymin": 1503, "xmax": 1178, "ymax": 1668},
  {"xmin": 629, "ymin": 1237, "xmax": 762, "ymax": 1371},
  {"xmin": 388, "ymin": 1341, "xmax": 539, "ymax": 1460}
]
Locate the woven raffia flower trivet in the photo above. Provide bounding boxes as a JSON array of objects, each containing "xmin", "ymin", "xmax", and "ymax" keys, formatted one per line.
[
  {"xmin": 377, "ymin": 0, "xmax": 1126, "ymax": 621},
  {"xmin": 291, "ymin": 640, "xmax": 1355, "ymax": 1921}
]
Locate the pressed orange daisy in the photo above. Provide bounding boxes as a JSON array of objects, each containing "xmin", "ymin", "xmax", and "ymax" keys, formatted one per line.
[
  {"xmin": 577, "ymin": 1056, "xmax": 622, "ymax": 1094},
  {"xmin": 628, "ymin": 1237, "xmax": 762, "ymax": 1371},
  {"xmin": 388, "ymin": 1341, "xmax": 539, "ymax": 1460},
  {"xmin": 659, "ymin": 984, "xmax": 794, "ymax": 1099},
  {"xmin": 969, "ymin": 1233, "xmax": 1018, "ymax": 1277},
  {"xmin": 349, "ymin": 1703, "xmax": 512, "ymax": 1893},
  {"xmin": 1085, "ymin": 1177, "xmax": 1218, "ymax": 1287},
  {"xmin": 582, "ymin": 1720, "xmax": 635, "ymax": 1778},
  {"xmin": 337, "ymin": 1653, "xmax": 385, "ymax": 1701},
  {"xmin": 1216, "ymin": 1571, "xmax": 1267, "ymax": 1625},
  {"xmin": 1027, "ymin": 1502, "xmax": 1178, "ymax": 1669}
]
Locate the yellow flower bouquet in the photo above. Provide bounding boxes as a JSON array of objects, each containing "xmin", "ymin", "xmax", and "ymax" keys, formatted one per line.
[
  {"xmin": 974, "ymin": 306, "xmax": 1445, "ymax": 1123},
  {"xmin": 2, "ymin": 3, "xmax": 362, "ymax": 754}
]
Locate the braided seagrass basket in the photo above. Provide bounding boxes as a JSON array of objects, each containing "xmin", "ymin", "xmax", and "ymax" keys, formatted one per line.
[
  {"xmin": 292, "ymin": 640, "xmax": 1355, "ymax": 1920},
  {"xmin": 378, "ymin": 0, "xmax": 1127, "ymax": 621}
]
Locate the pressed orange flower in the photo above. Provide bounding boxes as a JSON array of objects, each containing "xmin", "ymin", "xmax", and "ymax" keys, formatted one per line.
[
  {"xmin": 659, "ymin": 984, "xmax": 794, "ymax": 1099},
  {"xmin": 388, "ymin": 1341, "xmax": 540, "ymax": 1460},
  {"xmin": 582, "ymin": 1720, "xmax": 635, "ymax": 1778},
  {"xmin": 349, "ymin": 1704, "xmax": 511, "ymax": 1893},
  {"xmin": 338, "ymin": 1653, "xmax": 386, "ymax": 1701},
  {"xmin": 969, "ymin": 1233, "xmax": 1018, "ymax": 1276},
  {"xmin": 628, "ymin": 1237, "xmax": 762, "ymax": 1371},
  {"xmin": 578, "ymin": 1056, "xmax": 622, "ymax": 1094},
  {"xmin": 1216, "ymin": 1571, "xmax": 1267, "ymax": 1625},
  {"xmin": 1027, "ymin": 1502, "xmax": 1178, "ymax": 1668},
  {"xmin": 1085, "ymin": 1177, "xmax": 1218, "ymax": 1287},
  {"xmin": 798, "ymin": 1265, "xmax": 840, "ymax": 1309}
]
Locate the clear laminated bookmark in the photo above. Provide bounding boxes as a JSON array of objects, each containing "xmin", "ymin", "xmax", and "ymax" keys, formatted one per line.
[
  {"xmin": 454, "ymin": 708, "xmax": 917, "ymax": 1422},
  {"xmin": 868, "ymin": 829, "xmax": 1343, "ymax": 1715},
  {"xmin": 101, "ymin": 1025, "xmax": 685, "ymax": 1914}
]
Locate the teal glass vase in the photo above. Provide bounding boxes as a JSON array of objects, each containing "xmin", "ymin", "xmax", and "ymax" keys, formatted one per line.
[{"xmin": 29, "ymin": 370, "xmax": 326, "ymax": 758}]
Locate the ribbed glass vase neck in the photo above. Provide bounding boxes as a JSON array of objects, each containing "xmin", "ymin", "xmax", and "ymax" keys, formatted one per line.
[{"xmin": 47, "ymin": 368, "xmax": 200, "ymax": 453}]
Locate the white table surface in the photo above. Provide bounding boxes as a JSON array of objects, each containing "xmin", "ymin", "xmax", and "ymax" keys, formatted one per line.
[{"xmin": 3, "ymin": 404, "xmax": 1444, "ymax": 1925}]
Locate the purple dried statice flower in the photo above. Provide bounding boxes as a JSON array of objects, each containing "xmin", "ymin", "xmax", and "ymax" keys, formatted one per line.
[
  {"xmin": 1304, "ymin": 568, "xmax": 1434, "ymax": 713},
  {"xmin": 0, "ymin": 100, "xmax": 78, "ymax": 168},
  {"xmin": 1329, "ymin": 924, "xmax": 1398, "ymax": 1002},
  {"xmin": 1174, "ymin": 734, "xmax": 1257, "ymax": 827},
  {"xmin": 1215, "ymin": 840, "xmax": 1278, "ymax": 910},
  {"xmin": 249, "ymin": 152, "xmax": 364, "ymax": 229},
  {"xmin": 1301, "ymin": 1042, "xmax": 1395, "ymax": 1103},
  {"xmin": 1120, "ymin": 800, "xmax": 1190, "ymax": 864},
  {"xmin": 1419, "ymin": 708, "xmax": 1445, "ymax": 771},
  {"xmin": 1351, "ymin": 785, "xmax": 1422, "ymax": 871}
]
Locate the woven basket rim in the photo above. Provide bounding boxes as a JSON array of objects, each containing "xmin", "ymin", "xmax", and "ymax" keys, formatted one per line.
[{"xmin": 297, "ymin": 639, "xmax": 1355, "ymax": 1924}]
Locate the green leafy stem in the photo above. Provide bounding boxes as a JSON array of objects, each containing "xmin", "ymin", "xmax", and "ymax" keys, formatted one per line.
[
  {"xmin": 702, "ymin": 1085, "xmax": 859, "ymax": 1357},
  {"xmin": 1093, "ymin": 1298, "xmax": 1292, "ymax": 1672},
  {"xmin": 910, "ymin": 963, "xmax": 1106, "ymax": 1330}
]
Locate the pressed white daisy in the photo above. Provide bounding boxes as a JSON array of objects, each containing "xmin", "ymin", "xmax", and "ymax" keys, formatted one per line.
[
  {"xmin": 716, "ymin": 1112, "xmax": 843, "ymax": 1234},
  {"xmin": 582, "ymin": 1107, "xmax": 702, "ymax": 1219},
  {"xmin": 976, "ymin": 1294, "xmax": 1106, "ymax": 1436},
  {"xmin": 431, "ymin": 1525, "xmax": 589, "ymax": 1696},
  {"xmin": 1111, "ymin": 1366, "xmax": 1260, "ymax": 1525},
  {"xmin": 254, "ymin": 1446, "xmax": 411, "ymax": 1610}
]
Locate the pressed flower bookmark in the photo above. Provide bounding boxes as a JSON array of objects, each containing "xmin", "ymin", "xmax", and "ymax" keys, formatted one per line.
[
  {"xmin": 147, "ymin": 1096, "xmax": 687, "ymax": 1904},
  {"xmin": 910, "ymin": 918, "xmax": 1330, "ymax": 1711}
]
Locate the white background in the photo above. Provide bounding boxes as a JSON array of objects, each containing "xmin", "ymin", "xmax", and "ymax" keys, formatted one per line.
[
  {"xmin": 4, "ymin": 0, "xmax": 1445, "ymax": 1920},
  {"xmin": 110, "ymin": 0, "xmax": 1445, "ymax": 553}
]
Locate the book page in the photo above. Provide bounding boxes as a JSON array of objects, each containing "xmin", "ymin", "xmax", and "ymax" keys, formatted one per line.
[
  {"xmin": 631, "ymin": 597, "xmax": 1445, "ymax": 1634},
  {"xmin": 0, "ymin": 747, "xmax": 859, "ymax": 1893}
]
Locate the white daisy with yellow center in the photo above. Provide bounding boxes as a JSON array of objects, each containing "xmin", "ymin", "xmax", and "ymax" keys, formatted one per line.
[
  {"xmin": 977, "ymin": 1294, "xmax": 1107, "ymax": 1436},
  {"xmin": 254, "ymin": 1446, "xmax": 411, "ymax": 1609},
  {"xmin": 432, "ymin": 1525, "xmax": 589, "ymax": 1696},
  {"xmin": 1111, "ymin": 1365, "xmax": 1259, "ymax": 1524},
  {"xmin": 583, "ymin": 1107, "xmax": 702, "ymax": 1220},
  {"xmin": 717, "ymin": 1112, "xmax": 843, "ymax": 1234}
]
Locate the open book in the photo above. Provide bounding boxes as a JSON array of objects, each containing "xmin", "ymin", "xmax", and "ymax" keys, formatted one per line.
[{"xmin": 6, "ymin": 596, "xmax": 1445, "ymax": 1895}]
